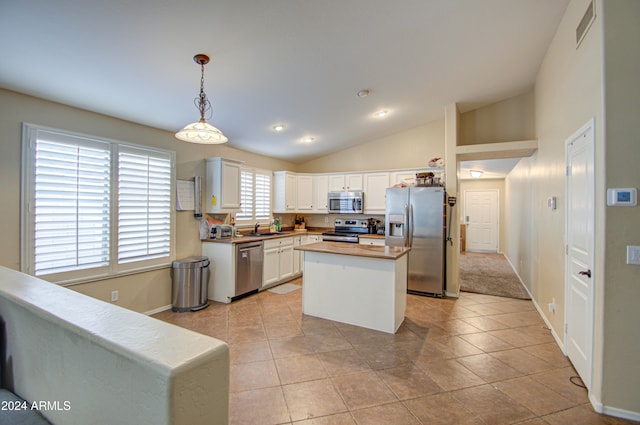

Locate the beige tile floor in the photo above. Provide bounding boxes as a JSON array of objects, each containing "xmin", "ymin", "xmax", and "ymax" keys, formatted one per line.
[{"xmin": 153, "ymin": 278, "xmax": 637, "ymax": 425}]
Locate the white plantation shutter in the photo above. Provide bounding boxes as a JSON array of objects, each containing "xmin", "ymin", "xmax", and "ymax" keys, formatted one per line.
[
  {"xmin": 255, "ymin": 170, "xmax": 271, "ymax": 220},
  {"xmin": 236, "ymin": 169, "xmax": 253, "ymax": 220},
  {"xmin": 118, "ymin": 147, "xmax": 172, "ymax": 264},
  {"xmin": 22, "ymin": 123, "xmax": 175, "ymax": 283},
  {"xmin": 33, "ymin": 136, "xmax": 111, "ymax": 276},
  {"xmin": 236, "ymin": 167, "xmax": 271, "ymax": 223}
]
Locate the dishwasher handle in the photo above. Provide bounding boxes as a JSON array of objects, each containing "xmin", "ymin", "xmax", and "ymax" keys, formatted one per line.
[{"xmin": 237, "ymin": 241, "xmax": 263, "ymax": 251}]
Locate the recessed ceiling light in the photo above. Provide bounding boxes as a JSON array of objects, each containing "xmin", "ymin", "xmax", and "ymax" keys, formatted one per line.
[
  {"xmin": 273, "ymin": 124, "xmax": 286, "ymax": 132},
  {"xmin": 302, "ymin": 137, "xmax": 315, "ymax": 144},
  {"xmin": 374, "ymin": 110, "xmax": 388, "ymax": 118},
  {"xmin": 470, "ymin": 170, "xmax": 484, "ymax": 178},
  {"xmin": 357, "ymin": 89, "xmax": 371, "ymax": 98}
]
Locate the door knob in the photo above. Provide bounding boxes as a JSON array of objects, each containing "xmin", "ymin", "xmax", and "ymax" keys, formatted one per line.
[{"xmin": 578, "ymin": 269, "xmax": 592, "ymax": 278}]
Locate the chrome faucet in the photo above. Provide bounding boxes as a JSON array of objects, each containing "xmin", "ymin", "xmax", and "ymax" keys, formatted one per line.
[{"xmin": 254, "ymin": 222, "xmax": 260, "ymax": 234}]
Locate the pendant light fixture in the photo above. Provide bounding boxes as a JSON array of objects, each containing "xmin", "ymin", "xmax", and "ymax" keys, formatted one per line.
[{"xmin": 175, "ymin": 54, "xmax": 228, "ymax": 144}]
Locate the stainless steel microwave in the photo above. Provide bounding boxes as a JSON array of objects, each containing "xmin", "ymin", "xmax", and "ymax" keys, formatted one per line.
[{"xmin": 327, "ymin": 191, "xmax": 364, "ymax": 214}]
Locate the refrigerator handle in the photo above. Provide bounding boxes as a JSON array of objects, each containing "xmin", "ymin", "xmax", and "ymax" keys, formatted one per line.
[
  {"xmin": 402, "ymin": 204, "xmax": 410, "ymax": 246},
  {"xmin": 409, "ymin": 204, "xmax": 414, "ymax": 247}
]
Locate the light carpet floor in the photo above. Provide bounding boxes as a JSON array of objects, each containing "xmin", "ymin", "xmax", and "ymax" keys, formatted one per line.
[{"xmin": 460, "ymin": 252, "xmax": 531, "ymax": 299}]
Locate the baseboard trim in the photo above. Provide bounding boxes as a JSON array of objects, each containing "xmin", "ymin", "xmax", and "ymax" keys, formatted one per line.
[
  {"xmin": 590, "ymin": 394, "xmax": 640, "ymax": 422},
  {"xmin": 503, "ymin": 254, "xmax": 565, "ymax": 353},
  {"xmin": 144, "ymin": 304, "xmax": 172, "ymax": 316}
]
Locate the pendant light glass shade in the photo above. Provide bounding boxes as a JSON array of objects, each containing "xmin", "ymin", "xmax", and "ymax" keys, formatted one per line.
[
  {"xmin": 175, "ymin": 119, "xmax": 228, "ymax": 144},
  {"xmin": 175, "ymin": 54, "xmax": 228, "ymax": 144}
]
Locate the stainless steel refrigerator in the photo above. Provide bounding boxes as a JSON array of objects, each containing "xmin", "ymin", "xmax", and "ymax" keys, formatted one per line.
[{"xmin": 385, "ymin": 187, "xmax": 445, "ymax": 296}]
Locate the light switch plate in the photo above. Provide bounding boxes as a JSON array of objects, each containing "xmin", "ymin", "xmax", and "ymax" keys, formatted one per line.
[{"xmin": 627, "ymin": 246, "xmax": 640, "ymax": 265}]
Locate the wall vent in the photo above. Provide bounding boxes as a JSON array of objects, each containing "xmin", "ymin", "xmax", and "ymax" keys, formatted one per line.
[{"xmin": 576, "ymin": 0, "xmax": 595, "ymax": 48}]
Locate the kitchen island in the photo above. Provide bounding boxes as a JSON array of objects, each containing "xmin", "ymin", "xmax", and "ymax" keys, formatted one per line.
[{"xmin": 295, "ymin": 242, "xmax": 410, "ymax": 334}]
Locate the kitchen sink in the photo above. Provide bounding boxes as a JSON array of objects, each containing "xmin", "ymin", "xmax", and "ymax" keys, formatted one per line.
[{"xmin": 246, "ymin": 232, "xmax": 286, "ymax": 237}]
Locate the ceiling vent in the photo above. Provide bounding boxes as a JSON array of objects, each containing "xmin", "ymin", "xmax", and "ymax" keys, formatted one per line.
[{"xmin": 576, "ymin": 0, "xmax": 595, "ymax": 48}]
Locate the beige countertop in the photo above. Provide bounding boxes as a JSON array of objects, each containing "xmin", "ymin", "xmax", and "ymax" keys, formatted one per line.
[
  {"xmin": 295, "ymin": 241, "xmax": 410, "ymax": 260},
  {"xmin": 202, "ymin": 229, "xmax": 324, "ymax": 244}
]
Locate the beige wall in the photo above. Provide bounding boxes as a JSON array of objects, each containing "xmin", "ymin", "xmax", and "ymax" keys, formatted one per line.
[
  {"xmin": 504, "ymin": 0, "xmax": 640, "ymax": 416},
  {"xmin": 298, "ymin": 120, "xmax": 444, "ymax": 173},
  {"xmin": 600, "ymin": 0, "xmax": 640, "ymax": 412},
  {"xmin": 459, "ymin": 91, "xmax": 535, "ymax": 145},
  {"xmin": 458, "ymin": 179, "xmax": 506, "ymax": 253},
  {"xmin": 532, "ymin": 0, "xmax": 606, "ymax": 405},
  {"xmin": 504, "ymin": 156, "xmax": 534, "ymax": 291},
  {"xmin": 0, "ymin": 89, "xmax": 296, "ymax": 313}
]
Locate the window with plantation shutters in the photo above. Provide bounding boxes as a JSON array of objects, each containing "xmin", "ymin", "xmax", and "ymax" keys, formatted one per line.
[
  {"xmin": 236, "ymin": 169, "xmax": 253, "ymax": 220},
  {"xmin": 117, "ymin": 148, "xmax": 172, "ymax": 264},
  {"xmin": 236, "ymin": 167, "xmax": 272, "ymax": 224},
  {"xmin": 21, "ymin": 123, "xmax": 175, "ymax": 284},
  {"xmin": 255, "ymin": 170, "xmax": 271, "ymax": 220},
  {"xmin": 32, "ymin": 135, "xmax": 111, "ymax": 276}
]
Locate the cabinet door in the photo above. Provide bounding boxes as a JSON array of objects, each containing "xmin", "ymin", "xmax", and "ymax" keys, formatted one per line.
[
  {"xmin": 263, "ymin": 247, "xmax": 280, "ymax": 287},
  {"xmin": 221, "ymin": 160, "xmax": 241, "ymax": 209},
  {"xmin": 292, "ymin": 236, "xmax": 302, "ymax": 275},
  {"xmin": 296, "ymin": 175, "xmax": 314, "ymax": 211},
  {"xmin": 314, "ymin": 175, "xmax": 329, "ymax": 212},
  {"xmin": 279, "ymin": 244, "xmax": 294, "ymax": 280},
  {"xmin": 345, "ymin": 174, "xmax": 363, "ymax": 191},
  {"xmin": 284, "ymin": 173, "xmax": 297, "ymax": 211},
  {"xmin": 389, "ymin": 170, "xmax": 417, "ymax": 187},
  {"xmin": 328, "ymin": 174, "xmax": 345, "ymax": 191},
  {"xmin": 364, "ymin": 172, "xmax": 389, "ymax": 213}
]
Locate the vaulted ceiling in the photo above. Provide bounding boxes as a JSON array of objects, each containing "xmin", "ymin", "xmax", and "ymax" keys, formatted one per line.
[{"xmin": 0, "ymin": 0, "xmax": 569, "ymax": 163}]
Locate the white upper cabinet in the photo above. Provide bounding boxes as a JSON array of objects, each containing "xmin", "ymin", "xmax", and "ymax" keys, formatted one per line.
[
  {"xmin": 314, "ymin": 175, "xmax": 329, "ymax": 212},
  {"xmin": 273, "ymin": 171, "xmax": 297, "ymax": 213},
  {"xmin": 328, "ymin": 173, "xmax": 363, "ymax": 192},
  {"xmin": 273, "ymin": 168, "xmax": 430, "ymax": 214},
  {"xmin": 205, "ymin": 157, "xmax": 243, "ymax": 213},
  {"xmin": 363, "ymin": 172, "xmax": 389, "ymax": 213},
  {"xmin": 389, "ymin": 170, "xmax": 418, "ymax": 188},
  {"xmin": 296, "ymin": 175, "xmax": 314, "ymax": 211}
]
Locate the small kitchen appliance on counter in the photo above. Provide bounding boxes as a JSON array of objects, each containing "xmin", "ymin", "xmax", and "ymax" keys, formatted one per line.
[
  {"xmin": 199, "ymin": 219, "xmax": 233, "ymax": 240},
  {"xmin": 322, "ymin": 219, "xmax": 370, "ymax": 243}
]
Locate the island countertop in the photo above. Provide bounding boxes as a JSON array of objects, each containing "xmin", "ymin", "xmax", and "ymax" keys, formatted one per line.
[{"xmin": 295, "ymin": 241, "xmax": 410, "ymax": 260}]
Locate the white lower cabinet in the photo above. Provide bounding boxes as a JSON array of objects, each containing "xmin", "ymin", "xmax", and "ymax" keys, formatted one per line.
[
  {"xmin": 293, "ymin": 235, "xmax": 303, "ymax": 275},
  {"xmin": 262, "ymin": 237, "xmax": 294, "ymax": 288}
]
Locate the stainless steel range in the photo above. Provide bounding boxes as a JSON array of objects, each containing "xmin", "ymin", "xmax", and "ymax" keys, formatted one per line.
[{"xmin": 322, "ymin": 219, "xmax": 370, "ymax": 243}]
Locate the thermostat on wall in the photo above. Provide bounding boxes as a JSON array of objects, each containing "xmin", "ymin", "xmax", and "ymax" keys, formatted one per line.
[{"xmin": 607, "ymin": 188, "xmax": 637, "ymax": 206}]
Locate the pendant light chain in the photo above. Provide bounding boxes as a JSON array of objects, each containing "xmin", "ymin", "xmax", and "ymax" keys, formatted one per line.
[{"xmin": 196, "ymin": 60, "xmax": 211, "ymax": 121}]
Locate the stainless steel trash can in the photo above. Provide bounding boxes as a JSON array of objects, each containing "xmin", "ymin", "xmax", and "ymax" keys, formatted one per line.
[{"xmin": 171, "ymin": 256, "xmax": 210, "ymax": 312}]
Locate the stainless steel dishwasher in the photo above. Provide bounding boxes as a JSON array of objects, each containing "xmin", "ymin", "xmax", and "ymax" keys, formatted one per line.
[{"xmin": 235, "ymin": 241, "xmax": 264, "ymax": 298}]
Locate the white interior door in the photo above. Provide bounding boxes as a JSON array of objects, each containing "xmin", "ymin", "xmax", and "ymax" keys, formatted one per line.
[
  {"xmin": 464, "ymin": 190, "xmax": 499, "ymax": 252},
  {"xmin": 565, "ymin": 118, "xmax": 595, "ymax": 390}
]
